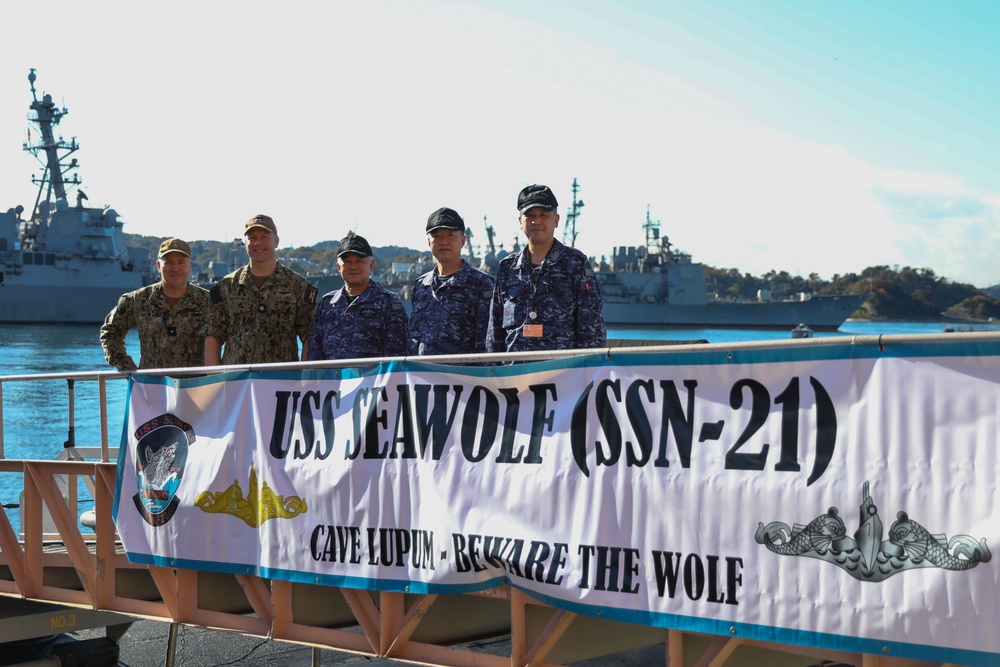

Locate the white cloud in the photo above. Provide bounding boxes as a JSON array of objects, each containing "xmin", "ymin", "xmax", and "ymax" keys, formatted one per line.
[{"xmin": 870, "ymin": 174, "xmax": 1000, "ymax": 285}]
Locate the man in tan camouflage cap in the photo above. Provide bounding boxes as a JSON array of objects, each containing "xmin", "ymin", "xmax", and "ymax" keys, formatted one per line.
[
  {"xmin": 204, "ymin": 214, "xmax": 318, "ymax": 365},
  {"xmin": 100, "ymin": 237, "xmax": 211, "ymax": 371}
]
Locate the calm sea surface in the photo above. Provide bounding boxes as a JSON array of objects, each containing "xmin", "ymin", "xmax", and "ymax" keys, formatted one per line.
[{"xmin": 0, "ymin": 321, "xmax": 960, "ymax": 533}]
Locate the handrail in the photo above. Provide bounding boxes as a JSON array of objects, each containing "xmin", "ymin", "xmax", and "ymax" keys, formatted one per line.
[{"xmin": 4, "ymin": 330, "xmax": 997, "ymax": 384}]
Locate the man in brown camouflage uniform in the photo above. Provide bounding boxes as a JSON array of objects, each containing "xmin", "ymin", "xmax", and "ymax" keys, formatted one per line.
[
  {"xmin": 204, "ymin": 214, "xmax": 317, "ymax": 365},
  {"xmin": 100, "ymin": 238, "xmax": 211, "ymax": 371}
]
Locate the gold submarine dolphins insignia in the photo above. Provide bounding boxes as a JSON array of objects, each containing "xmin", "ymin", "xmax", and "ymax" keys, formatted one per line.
[{"xmin": 194, "ymin": 463, "xmax": 307, "ymax": 528}]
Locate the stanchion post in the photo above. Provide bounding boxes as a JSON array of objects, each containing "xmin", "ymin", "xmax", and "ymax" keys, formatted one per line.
[{"xmin": 99, "ymin": 376, "xmax": 109, "ymax": 462}]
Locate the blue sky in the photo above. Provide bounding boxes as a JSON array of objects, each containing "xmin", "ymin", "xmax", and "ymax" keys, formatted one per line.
[{"xmin": 2, "ymin": 0, "xmax": 999, "ymax": 286}]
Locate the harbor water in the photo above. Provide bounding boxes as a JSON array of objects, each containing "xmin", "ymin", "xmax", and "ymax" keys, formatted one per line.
[{"xmin": 0, "ymin": 321, "xmax": 956, "ymax": 534}]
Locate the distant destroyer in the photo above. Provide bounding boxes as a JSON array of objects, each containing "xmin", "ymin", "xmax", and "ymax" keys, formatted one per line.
[{"xmin": 0, "ymin": 70, "xmax": 143, "ymax": 323}]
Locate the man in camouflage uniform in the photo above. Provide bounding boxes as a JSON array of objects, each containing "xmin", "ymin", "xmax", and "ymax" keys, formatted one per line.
[
  {"xmin": 487, "ymin": 184, "xmax": 606, "ymax": 352},
  {"xmin": 205, "ymin": 214, "xmax": 317, "ymax": 365},
  {"xmin": 100, "ymin": 238, "xmax": 211, "ymax": 371},
  {"xmin": 409, "ymin": 207, "xmax": 495, "ymax": 356},
  {"xmin": 308, "ymin": 233, "xmax": 408, "ymax": 360}
]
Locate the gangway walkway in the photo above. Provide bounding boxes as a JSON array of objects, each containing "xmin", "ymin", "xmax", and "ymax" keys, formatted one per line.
[{"xmin": 0, "ymin": 337, "xmax": 994, "ymax": 666}]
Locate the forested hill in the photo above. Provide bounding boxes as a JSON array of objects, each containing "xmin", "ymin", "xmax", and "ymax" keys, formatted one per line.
[
  {"xmin": 127, "ymin": 235, "xmax": 1000, "ymax": 322},
  {"xmin": 703, "ymin": 265, "xmax": 1000, "ymax": 322}
]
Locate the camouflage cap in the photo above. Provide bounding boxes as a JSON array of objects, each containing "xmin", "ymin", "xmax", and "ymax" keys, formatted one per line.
[
  {"xmin": 158, "ymin": 237, "xmax": 191, "ymax": 258},
  {"xmin": 245, "ymin": 214, "xmax": 277, "ymax": 235},
  {"xmin": 517, "ymin": 184, "xmax": 558, "ymax": 215},
  {"xmin": 336, "ymin": 233, "xmax": 373, "ymax": 259}
]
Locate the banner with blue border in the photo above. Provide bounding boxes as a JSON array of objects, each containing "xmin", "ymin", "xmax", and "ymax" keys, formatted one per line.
[{"xmin": 113, "ymin": 341, "xmax": 1000, "ymax": 666}]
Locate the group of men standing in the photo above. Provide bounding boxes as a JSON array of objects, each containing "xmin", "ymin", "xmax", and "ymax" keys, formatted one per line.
[{"xmin": 100, "ymin": 184, "xmax": 607, "ymax": 371}]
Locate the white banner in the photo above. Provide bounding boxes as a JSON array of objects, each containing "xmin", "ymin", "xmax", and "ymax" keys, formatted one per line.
[{"xmin": 113, "ymin": 340, "xmax": 1000, "ymax": 666}]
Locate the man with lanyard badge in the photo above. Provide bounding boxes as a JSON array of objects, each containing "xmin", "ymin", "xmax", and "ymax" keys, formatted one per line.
[{"xmin": 487, "ymin": 184, "xmax": 606, "ymax": 352}]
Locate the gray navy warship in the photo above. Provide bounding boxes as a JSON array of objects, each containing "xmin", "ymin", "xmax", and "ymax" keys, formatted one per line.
[
  {"xmin": 1, "ymin": 70, "xmax": 143, "ymax": 324},
  {"xmin": 592, "ymin": 201, "xmax": 869, "ymax": 331}
]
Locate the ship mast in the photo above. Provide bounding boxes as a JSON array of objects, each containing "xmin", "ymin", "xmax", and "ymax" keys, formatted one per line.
[
  {"xmin": 484, "ymin": 216, "xmax": 496, "ymax": 256},
  {"xmin": 644, "ymin": 204, "xmax": 668, "ymax": 256},
  {"xmin": 561, "ymin": 177, "xmax": 585, "ymax": 247},
  {"xmin": 23, "ymin": 69, "xmax": 82, "ymax": 217},
  {"xmin": 638, "ymin": 205, "xmax": 671, "ymax": 272},
  {"xmin": 464, "ymin": 227, "xmax": 476, "ymax": 263}
]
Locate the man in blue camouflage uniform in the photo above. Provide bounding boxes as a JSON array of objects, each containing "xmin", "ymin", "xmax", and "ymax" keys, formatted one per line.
[
  {"xmin": 101, "ymin": 238, "xmax": 211, "ymax": 370},
  {"xmin": 307, "ymin": 233, "xmax": 408, "ymax": 360},
  {"xmin": 409, "ymin": 207, "xmax": 495, "ymax": 356},
  {"xmin": 487, "ymin": 184, "xmax": 606, "ymax": 352},
  {"xmin": 204, "ymin": 214, "xmax": 317, "ymax": 365}
]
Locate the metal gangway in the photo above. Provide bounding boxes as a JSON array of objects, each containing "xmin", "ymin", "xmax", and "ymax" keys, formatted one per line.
[{"xmin": 0, "ymin": 338, "xmax": 992, "ymax": 666}]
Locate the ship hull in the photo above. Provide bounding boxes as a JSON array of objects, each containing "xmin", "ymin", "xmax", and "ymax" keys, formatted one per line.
[
  {"xmin": 601, "ymin": 294, "xmax": 869, "ymax": 331},
  {"xmin": 0, "ymin": 267, "xmax": 141, "ymax": 324}
]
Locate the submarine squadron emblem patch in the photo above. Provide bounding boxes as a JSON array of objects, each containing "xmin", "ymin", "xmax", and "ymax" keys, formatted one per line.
[
  {"xmin": 132, "ymin": 413, "xmax": 194, "ymax": 527},
  {"xmin": 755, "ymin": 481, "xmax": 991, "ymax": 582}
]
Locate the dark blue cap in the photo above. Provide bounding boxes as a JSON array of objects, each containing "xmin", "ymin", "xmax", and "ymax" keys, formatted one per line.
[
  {"xmin": 517, "ymin": 184, "xmax": 558, "ymax": 215},
  {"xmin": 336, "ymin": 233, "xmax": 373, "ymax": 258},
  {"xmin": 426, "ymin": 207, "xmax": 465, "ymax": 233}
]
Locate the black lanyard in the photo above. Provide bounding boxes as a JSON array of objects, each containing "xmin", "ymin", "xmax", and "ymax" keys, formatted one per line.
[{"xmin": 517, "ymin": 251, "xmax": 549, "ymax": 319}]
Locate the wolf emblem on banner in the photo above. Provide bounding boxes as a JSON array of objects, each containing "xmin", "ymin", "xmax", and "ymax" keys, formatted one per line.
[
  {"xmin": 132, "ymin": 413, "xmax": 194, "ymax": 527},
  {"xmin": 755, "ymin": 481, "xmax": 991, "ymax": 582}
]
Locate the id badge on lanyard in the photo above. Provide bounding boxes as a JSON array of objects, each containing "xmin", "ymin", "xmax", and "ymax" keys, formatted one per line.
[{"xmin": 523, "ymin": 260, "xmax": 546, "ymax": 337}]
